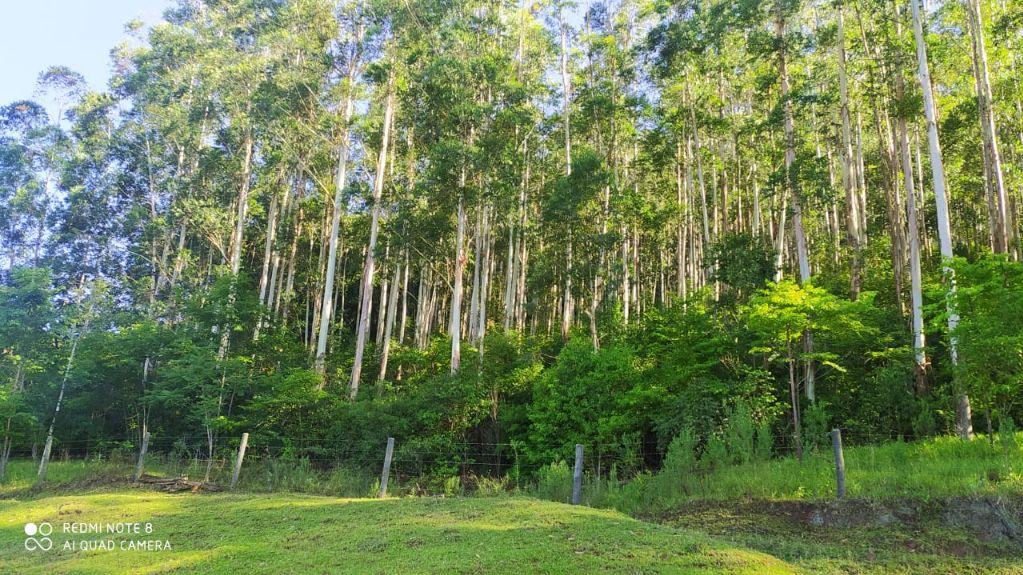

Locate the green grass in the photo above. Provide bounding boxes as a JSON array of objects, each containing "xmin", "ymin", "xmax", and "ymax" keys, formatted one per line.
[
  {"xmin": 3, "ymin": 434, "xmax": 1022, "ymax": 573},
  {"xmin": 674, "ymin": 434, "xmax": 1023, "ymax": 501},
  {"xmin": 0, "ymin": 490, "xmax": 793, "ymax": 574},
  {"xmin": 563, "ymin": 434, "xmax": 1023, "ymax": 514},
  {"xmin": 0, "ymin": 456, "xmax": 380, "ymax": 499},
  {"xmin": 660, "ymin": 500, "xmax": 1023, "ymax": 575},
  {"xmin": 1, "ymin": 459, "xmax": 137, "ymax": 494}
]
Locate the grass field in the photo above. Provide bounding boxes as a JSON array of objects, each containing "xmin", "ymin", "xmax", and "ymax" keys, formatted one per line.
[
  {"xmin": 2, "ymin": 433, "xmax": 1022, "ymax": 574},
  {"xmin": 2, "ymin": 483, "xmax": 1021, "ymax": 574},
  {"xmin": 0, "ymin": 490, "xmax": 793, "ymax": 574}
]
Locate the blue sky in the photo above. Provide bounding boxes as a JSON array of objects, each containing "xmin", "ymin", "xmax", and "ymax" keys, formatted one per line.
[{"xmin": 1, "ymin": 0, "xmax": 168, "ymax": 108}]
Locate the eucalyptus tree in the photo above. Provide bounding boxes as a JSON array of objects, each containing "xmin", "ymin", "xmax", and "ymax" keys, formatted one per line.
[
  {"xmin": 964, "ymin": 0, "xmax": 1010, "ymax": 255},
  {"xmin": 0, "ymin": 101, "xmax": 54, "ymax": 269},
  {"xmin": 315, "ymin": 2, "xmax": 363, "ymax": 377},
  {"xmin": 349, "ymin": 41, "xmax": 396, "ymax": 398},
  {"xmin": 910, "ymin": 0, "xmax": 971, "ymax": 437},
  {"xmin": 0, "ymin": 268, "xmax": 54, "ymax": 480}
]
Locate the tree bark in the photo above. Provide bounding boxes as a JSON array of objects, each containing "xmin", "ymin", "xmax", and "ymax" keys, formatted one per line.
[
  {"xmin": 350, "ymin": 77, "xmax": 395, "ymax": 397},
  {"xmin": 910, "ymin": 0, "xmax": 971, "ymax": 437}
]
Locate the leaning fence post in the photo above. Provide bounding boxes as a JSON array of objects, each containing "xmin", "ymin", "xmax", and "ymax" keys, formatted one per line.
[
  {"xmin": 379, "ymin": 437, "xmax": 395, "ymax": 498},
  {"xmin": 230, "ymin": 432, "xmax": 249, "ymax": 489},
  {"xmin": 133, "ymin": 431, "xmax": 151, "ymax": 482},
  {"xmin": 571, "ymin": 444, "xmax": 584, "ymax": 505},
  {"xmin": 831, "ymin": 428, "xmax": 846, "ymax": 498}
]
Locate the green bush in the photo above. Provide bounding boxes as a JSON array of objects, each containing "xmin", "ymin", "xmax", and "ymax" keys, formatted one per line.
[
  {"xmin": 754, "ymin": 420, "xmax": 774, "ymax": 461},
  {"xmin": 701, "ymin": 433, "xmax": 728, "ymax": 469},
  {"xmin": 652, "ymin": 429, "xmax": 697, "ymax": 502},
  {"xmin": 724, "ymin": 402, "xmax": 755, "ymax": 464},
  {"xmin": 533, "ymin": 460, "xmax": 573, "ymax": 503},
  {"xmin": 998, "ymin": 416, "xmax": 1017, "ymax": 451}
]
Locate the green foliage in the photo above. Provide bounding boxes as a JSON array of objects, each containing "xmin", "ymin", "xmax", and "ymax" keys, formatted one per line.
[
  {"xmin": 998, "ymin": 416, "xmax": 1017, "ymax": 451},
  {"xmin": 4, "ymin": 0, "xmax": 1023, "ymax": 502},
  {"xmin": 527, "ymin": 338, "xmax": 643, "ymax": 467},
  {"xmin": 707, "ymin": 233, "xmax": 776, "ymax": 306},
  {"xmin": 657, "ymin": 428, "xmax": 698, "ymax": 496},
  {"xmin": 701, "ymin": 433, "xmax": 729, "ymax": 469},
  {"xmin": 754, "ymin": 420, "xmax": 774, "ymax": 462},
  {"xmin": 801, "ymin": 402, "xmax": 830, "ymax": 453},
  {"xmin": 723, "ymin": 402, "xmax": 756, "ymax": 464},
  {"xmin": 533, "ymin": 460, "xmax": 574, "ymax": 504},
  {"xmin": 952, "ymin": 256, "xmax": 1023, "ymax": 424}
]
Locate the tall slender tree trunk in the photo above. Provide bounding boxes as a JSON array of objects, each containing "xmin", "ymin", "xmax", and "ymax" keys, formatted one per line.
[
  {"xmin": 217, "ymin": 128, "xmax": 254, "ymax": 361},
  {"xmin": 350, "ymin": 78, "xmax": 395, "ymax": 397},
  {"xmin": 378, "ymin": 254, "xmax": 402, "ymax": 382},
  {"xmin": 253, "ymin": 184, "xmax": 282, "ymax": 341},
  {"xmin": 314, "ymin": 30, "xmax": 362, "ymax": 376},
  {"xmin": 676, "ymin": 140, "xmax": 687, "ymax": 299},
  {"xmin": 777, "ymin": 5, "xmax": 814, "ymax": 401},
  {"xmin": 893, "ymin": 3, "xmax": 928, "ymax": 392},
  {"xmin": 837, "ymin": 4, "xmax": 863, "ymax": 299},
  {"xmin": 688, "ymin": 94, "xmax": 712, "ymax": 277},
  {"xmin": 911, "ymin": 0, "xmax": 972, "ymax": 437},
  {"xmin": 39, "ymin": 292, "xmax": 94, "ymax": 482},
  {"xmin": 559, "ymin": 6, "xmax": 573, "ymax": 342},
  {"xmin": 450, "ymin": 195, "xmax": 467, "ymax": 374},
  {"xmin": 965, "ymin": 0, "xmax": 1010, "ymax": 254}
]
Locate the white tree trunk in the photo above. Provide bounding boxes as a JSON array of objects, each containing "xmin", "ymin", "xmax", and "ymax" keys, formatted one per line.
[
  {"xmin": 965, "ymin": 0, "xmax": 1010, "ymax": 254},
  {"xmin": 837, "ymin": 5, "xmax": 863, "ymax": 298},
  {"xmin": 217, "ymin": 129, "xmax": 254, "ymax": 361},
  {"xmin": 350, "ymin": 81, "xmax": 395, "ymax": 397},
  {"xmin": 314, "ymin": 32, "xmax": 362, "ymax": 376},
  {"xmin": 911, "ymin": 0, "xmax": 971, "ymax": 437},
  {"xmin": 450, "ymin": 195, "xmax": 467, "ymax": 373}
]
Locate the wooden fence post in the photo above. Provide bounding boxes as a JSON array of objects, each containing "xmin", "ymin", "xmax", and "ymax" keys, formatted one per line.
[
  {"xmin": 572, "ymin": 444, "xmax": 584, "ymax": 505},
  {"xmin": 230, "ymin": 432, "xmax": 249, "ymax": 490},
  {"xmin": 133, "ymin": 431, "xmax": 151, "ymax": 482},
  {"xmin": 831, "ymin": 428, "xmax": 846, "ymax": 498},
  {"xmin": 379, "ymin": 437, "xmax": 395, "ymax": 498}
]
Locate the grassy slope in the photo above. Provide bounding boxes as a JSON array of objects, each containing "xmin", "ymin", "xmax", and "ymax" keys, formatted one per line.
[
  {"xmin": 659, "ymin": 501, "xmax": 1023, "ymax": 575},
  {"xmin": 668, "ymin": 435, "xmax": 1023, "ymax": 501},
  {"xmin": 0, "ymin": 490, "xmax": 793, "ymax": 575}
]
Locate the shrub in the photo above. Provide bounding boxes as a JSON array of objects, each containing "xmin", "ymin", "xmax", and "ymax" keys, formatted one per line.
[
  {"xmin": 444, "ymin": 475, "xmax": 462, "ymax": 497},
  {"xmin": 998, "ymin": 416, "xmax": 1017, "ymax": 451},
  {"xmin": 754, "ymin": 420, "xmax": 774, "ymax": 461},
  {"xmin": 533, "ymin": 460, "xmax": 573, "ymax": 503},
  {"xmin": 723, "ymin": 402, "xmax": 755, "ymax": 464},
  {"xmin": 701, "ymin": 433, "xmax": 728, "ymax": 469},
  {"xmin": 802, "ymin": 401, "xmax": 831, "ymax": 452},
  {"xmin": 652, "ymin": 429, "xmax": 697, "ymax": 502}
]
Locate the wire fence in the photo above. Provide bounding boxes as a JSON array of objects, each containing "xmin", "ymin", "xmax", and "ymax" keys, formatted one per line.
[{"xmin": 6, "ymin": 425, "xmax": 1004, "ymax": 502}]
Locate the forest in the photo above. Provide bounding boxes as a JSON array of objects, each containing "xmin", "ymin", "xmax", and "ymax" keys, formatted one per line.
[{"xmin": 2, "ymin": 0, "xmax": 1023, "ymax": 486}]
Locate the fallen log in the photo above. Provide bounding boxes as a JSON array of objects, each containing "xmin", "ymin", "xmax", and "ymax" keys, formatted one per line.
[{"xmin": 136, "ymin": 474, "xmax": 223, "ymax": 493}]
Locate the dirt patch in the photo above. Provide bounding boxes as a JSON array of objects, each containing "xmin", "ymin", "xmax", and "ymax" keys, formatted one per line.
[{"xmin": 135, "ymin": 474, "xmax": 223, "ymax": 493}]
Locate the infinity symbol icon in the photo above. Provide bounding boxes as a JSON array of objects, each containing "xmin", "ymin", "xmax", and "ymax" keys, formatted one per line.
[{"xmin": 24, "ymin": 537, "xmax": 53, "ymax": 551}]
